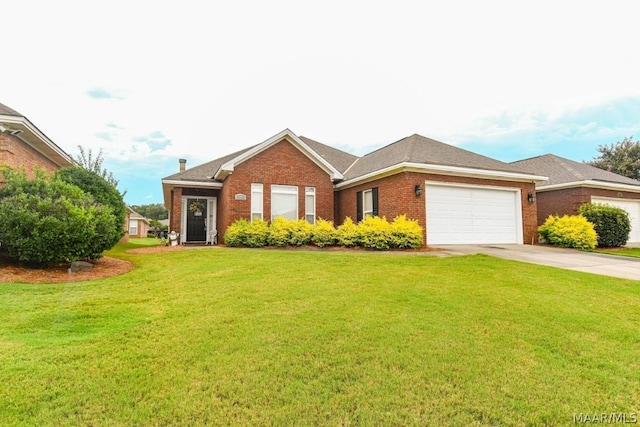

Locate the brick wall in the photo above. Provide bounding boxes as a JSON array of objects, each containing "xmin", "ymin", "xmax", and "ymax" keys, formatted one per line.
[
  {"xmin": 0, "ymin": 133, "xmax": 60, "ymax": 184},
  {"xmin": 537, "ymin": 187, "xmax": 640, "ymax": 225},
  {"xmin": 336, "ymin": 172, "xmax": 538, "ymax": 246},
  {"xmin": 169, "ymin": 187, "xmax": 183, "ymax": 234},
  {"xmin": 217, "ymin": 138, "xmax": 335, "ymax": 242}
]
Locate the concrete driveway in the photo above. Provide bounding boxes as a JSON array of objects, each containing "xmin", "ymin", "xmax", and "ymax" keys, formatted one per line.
[{"xmin": 435, "ymin": 244, "xmax": 640, "ymax": 281}]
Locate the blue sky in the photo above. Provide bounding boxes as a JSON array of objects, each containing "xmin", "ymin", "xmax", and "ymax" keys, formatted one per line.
[{"xmin": 1, "ymin": 1, "xmax": 638, "ymax": 206}]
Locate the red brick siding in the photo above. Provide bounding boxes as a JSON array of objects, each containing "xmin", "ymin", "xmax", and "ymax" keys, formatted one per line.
[
  {"xmin": 169, "ymin": 187, "xmax": 183, "ymax": 234},
  {"xmin": 537, "ymin": 187, "xmax": 640, "ymax": 225},
  {"xmin": 336, "ymin": 172, "xmax": 538, "ymax": 246},
  {"xmin": 0, "ymin": 133, "xmax": 61, "ymax": 185},
  {"xmin": 217, "ymin": 138, "xmax": 335, "ymax": 242}
]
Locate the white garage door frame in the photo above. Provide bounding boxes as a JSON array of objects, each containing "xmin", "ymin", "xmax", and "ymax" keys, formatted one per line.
[
  {"xmin": 590, "ymin": 196, "xmax": 640, "ymax": 243},
  {"xmin": 425, "ymin": 181, "xmax": 523, "ymax": 245}
]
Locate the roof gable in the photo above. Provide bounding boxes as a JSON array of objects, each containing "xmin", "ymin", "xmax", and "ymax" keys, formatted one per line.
[
  {"xmin": 214, "ymin": 129, "xmax": 345, "ymax": 181},
  {"xmin": 512, "ymin": 154, "xmax": 640, "ymax": 190}
]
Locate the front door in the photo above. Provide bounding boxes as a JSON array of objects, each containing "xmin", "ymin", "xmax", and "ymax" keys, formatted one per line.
[{"xmin": 186, "ymin": 198, "xmax": 207, "ymax": 241}]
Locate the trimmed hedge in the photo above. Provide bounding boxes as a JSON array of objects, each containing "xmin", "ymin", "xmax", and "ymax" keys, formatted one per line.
[
  {"xmin": 578, "ymin": 203, "xmax": 631, "ymax": 248},
  {"xmin": 538, "ymin": 215, "xmax": 597, "ymax": 250},
  {"xmin": 224, "ymin": 215, "xmax": 424, "ymax": 250}
]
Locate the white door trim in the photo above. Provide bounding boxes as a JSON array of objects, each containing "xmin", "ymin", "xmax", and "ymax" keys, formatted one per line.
[{"xmin": 181, "ymin": 196, "xmax": 217, "ymax": 244}]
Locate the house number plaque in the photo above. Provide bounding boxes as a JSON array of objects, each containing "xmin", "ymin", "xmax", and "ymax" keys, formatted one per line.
[{"xmin": 235, "ymin": 193, "xmax": 247, "ymax": 201}]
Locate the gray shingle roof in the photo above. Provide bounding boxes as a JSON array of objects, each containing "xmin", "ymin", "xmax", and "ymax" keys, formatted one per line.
[
  {"xmin": 298, "ymin": 135, "xmax": 358, "ymax": 174},
  {"xmin": 512, "ymin": 154, "xmax": 640, "ymax": 188},
  {"xmin": 163, "ymin": 145, "xmax": 256, "ymax": 182},
  {"xmin": 343, "ymin": 133, "xmax": 533, "ymax": 180},
  {"xmin": 0, "ymin": 102, "xmax": 23, "ymax": 117}
]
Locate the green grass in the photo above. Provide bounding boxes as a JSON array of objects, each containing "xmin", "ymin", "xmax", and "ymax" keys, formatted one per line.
[
  {"xmin": 1, "ymin": 240, "xmax": 639, "ymax": 426},
  {"xmin": 596, "ymin": 247, "xmax": 640, "ymax": 258}
]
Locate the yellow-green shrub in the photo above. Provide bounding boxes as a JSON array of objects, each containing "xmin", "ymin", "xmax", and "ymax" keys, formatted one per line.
[
  {"xmin": 289, "ymin": 219, "xmax": 314, "ymax": 246},
  {"xmin": 538, "ymin": 215, "xmax": 597, "ymax": 250},
  {"xmin": 389, "ymin": 214, "xmax": 423, "ymax": 248},
  {"xmin": 336, "ymin": 217, "xmax": 359, "ymax": 247},
  {"xmin": 224, "ymin": 218, "xmax": 269, "ymax": 247},
  {"xmin": 267, "ymin": 217, "xmax": 294, "ymax": 246},
  {"xmin": 224, "ymin": 218, "xmax": 249, "ymax": 247},
  {"xmin": 312, "ymin": 218, "xmax": 337, "ymax": 247},
  {"xmin": 358, "ymin": 215, "xmax": 392, "ymax": 249}
]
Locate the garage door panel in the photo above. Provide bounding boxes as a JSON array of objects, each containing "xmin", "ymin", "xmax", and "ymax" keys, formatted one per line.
[{"xmin": 426, "ymin": 183, "xmax": 521, "ymax": 245}]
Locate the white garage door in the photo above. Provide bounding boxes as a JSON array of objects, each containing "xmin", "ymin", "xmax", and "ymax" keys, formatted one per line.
[
  {"xmin": 591, "ymin": 197, "xmax": 640, "ymax": 243},
  {"xmin": 425, "ymin": 183, "xmax": 522, "ymax": 245}
]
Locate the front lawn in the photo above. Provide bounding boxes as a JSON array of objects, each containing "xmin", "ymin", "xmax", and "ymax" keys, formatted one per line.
[{"xmin": 0, "ymin": 242, "xmax": 638, "ymax": 425}]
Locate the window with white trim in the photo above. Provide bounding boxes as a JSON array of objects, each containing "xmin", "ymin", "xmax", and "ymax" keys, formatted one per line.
[
  {"xmin": 305, "ymin": 187, "xmax": 316, "ymax": 224},
  {"xmin": 271, "ymin": 185, "xmax": 298, "ymax": 220},
  {"xmin": 363, "ymin": 189, "xmax": 374, "ymax": 217},
  {"xmin": 251, "ymin": 183, "xmax": 263, "ymax": 221},
  {"xmin": 129, "ymin": 219, "xmax": 138, "ymax": 235}
]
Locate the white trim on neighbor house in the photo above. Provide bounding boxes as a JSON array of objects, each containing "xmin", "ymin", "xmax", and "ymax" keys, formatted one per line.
[
  {"xmin": 335, "ymin": 162, "xmax": 548, "ymax": 190},
  {"xmin": 424, "ymin": 181, "xmax": 524, "ymax": 245},
  {"xmin": 180, "ymin": 196, "xmax": 218, "ymax": 244},
  {"xmin": 536, "ymin": 180, "xmax": 640, "ymax": 193},
  {"xmin": 214, "ymin": 129, "xmax": 344, "ymax": 182},
  {"xmin": 0, "ymin": 114, "xmax": 75, "ymax": 167}
]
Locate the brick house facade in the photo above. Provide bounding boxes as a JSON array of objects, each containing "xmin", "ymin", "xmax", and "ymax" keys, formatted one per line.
[{"xmin": 163, "ymin": 129, "xmax": 546, "ymax": 246}]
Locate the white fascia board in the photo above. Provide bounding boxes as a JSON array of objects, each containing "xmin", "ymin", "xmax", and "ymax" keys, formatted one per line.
[
  {"xmin": 537, "ymin": 180, "xmax": 640, "ymax": 193},
  {"xmin": 0, "ymin": 115, "xmax": 75, "ymax": 166},
  {"xmin": 161, "ymin": 179, "xmax": 223, "ymax": 188},
  {"xmin": 335, "ymin": 162, "xmax": 548, "ymax": 189},
  {"xmin": 214, "ymin": 129, "xmax": 343, "ymax": 181}
]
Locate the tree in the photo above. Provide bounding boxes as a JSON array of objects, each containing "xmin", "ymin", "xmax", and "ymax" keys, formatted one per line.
[
  {"xmin": 0, "ymin": 167, "xmax": 118, "ymax": 266},
  {"xmin": 586, "ymin": 137, "xmax": 640, "ymax": 180},
  {"xmin": 75, "ymin": 146, "xmax": 126, "ymax": 195},
  {"xmin": 130, "ymin": 203, "xmax": 169, "ymax": 220},
  {"xmin": 56, "ymin": 167, "xmax": 126, "ymax": 249}
]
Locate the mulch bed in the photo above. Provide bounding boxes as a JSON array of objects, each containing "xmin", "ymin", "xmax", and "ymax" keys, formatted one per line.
[{"xmin": 0, "ymin": 256, "xmax": 133, "ymax": 284}]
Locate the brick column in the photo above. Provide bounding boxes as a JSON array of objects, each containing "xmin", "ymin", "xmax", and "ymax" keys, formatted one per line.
[{"xmin": 170, "ymin": 187, "xmax": 183, "ymax": 234}]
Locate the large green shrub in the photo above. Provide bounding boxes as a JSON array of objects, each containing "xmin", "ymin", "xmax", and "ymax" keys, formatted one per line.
[
  {"xmin": 0, "ymin": 168, "xmax": 118, "ymax": 265},
  {"xmin": 578, "ymin": 203, "xmax": 631, "ymax": 247},
  {"xmin": 538, "ymin": 215, "xmax": 597, "ymax": 250},
  {"xmin": 57, "ymin": 166, "xmax": 126, "ymax": 249}
]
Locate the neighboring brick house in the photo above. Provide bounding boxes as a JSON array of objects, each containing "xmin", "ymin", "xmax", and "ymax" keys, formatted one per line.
[
  {"xmin": 0, "ymin": 102, "xmax": 74, "ymax": 183},
  {"xmin": 513, "ymin": 154, "xmax": 640, "ymax": 243},
  {"xmin": 126, "ymin": 207, "xmax": 150, "ymax": 238},
  {"xmin": 162, "ymin": 129, "xmax": 546, "ymax": 246}
]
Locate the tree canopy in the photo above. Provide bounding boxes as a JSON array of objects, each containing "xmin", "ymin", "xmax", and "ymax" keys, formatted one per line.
[
  {"xmin": 130, "ymin": 203, "xmax": 169, "ymax": 220},
  {"xmin": 586, "ymin": 136, "xmax": 640, "ymax": 180}
]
